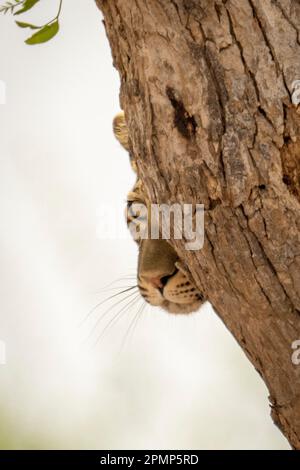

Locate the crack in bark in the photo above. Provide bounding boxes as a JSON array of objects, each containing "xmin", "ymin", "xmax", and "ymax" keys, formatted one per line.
[
  {"xmin": 240, "ymin": 202, "xmax": 300, "ymax": 315},
  {"xmin": 234, "ymin": 206, "xmax": 287, "ymax": 312},
  {"xmin": 204, "ymin": 229, "xmax": 248, "ymax": 304},
  {"xmin": 248, "ymin": 0, "xmax": 281, "ymax": 74},
  {"xmin": 248, "ymin": 0, "xmax": 292, "ymax": 99},
  {"xmin": 166, "ymin": 86, "xmax": 197, "ymax": 139},
  {"xmin": 202, "ymin": 43, "xmax": 227, "ymax": 134},
  {"xmin": 272, "ymin": 0, "xmax": 300, "ymax": 46},
  {"xmin": 225, "ymin": 3, "xmax": 280, "ymax": 139}
]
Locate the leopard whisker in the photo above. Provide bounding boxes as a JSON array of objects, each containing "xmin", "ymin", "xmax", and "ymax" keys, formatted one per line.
[
  {"xmin": 93, "ymin": 275, "xmax": 136, "ymax": 293},
  {"xmin": 83, "ymin": 289, "xmax": 140, "ymax": 343},
  {"xmin": 79, "ymin": 285, "xmax": 138, "ymax": 327},
  {"xmin": 92, "ymin": 293, "xmax": 141, "ymax": 348},
  {"xmin": 119, "ymin": 298, "xmax": 146, "ymax": 353},
  {"xmin": 92, "ymin": 285, "xmax": 137, "ymax": 294}
]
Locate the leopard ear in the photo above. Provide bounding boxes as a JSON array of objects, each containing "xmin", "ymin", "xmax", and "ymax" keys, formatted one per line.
[
  {"xmin": 113, "ymin": 111, "xmax": 129, "ymax": 151},
  {"xmin": 113, "ymin": 111, "xmax": 138, "ymax": 174}
]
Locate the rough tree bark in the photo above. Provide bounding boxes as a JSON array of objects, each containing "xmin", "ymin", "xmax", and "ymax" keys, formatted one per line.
[{"xmin": 96, "ymin": 0, "xmax": 300, "ymax": 448}]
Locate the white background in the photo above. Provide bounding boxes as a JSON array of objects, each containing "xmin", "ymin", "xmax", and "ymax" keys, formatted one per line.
[{"xmin": 0, "ymin": 0, "xmax": 288, "ymax": 449}]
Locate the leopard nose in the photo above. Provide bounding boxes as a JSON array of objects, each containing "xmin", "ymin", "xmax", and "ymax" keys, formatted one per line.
[
  {"xmin": 144, "ymin": 275, "xmax": 172, "ymax": 290},
  {"xmin": 146, "ymin": 276, "xmax": 164, "ymax": 290}
]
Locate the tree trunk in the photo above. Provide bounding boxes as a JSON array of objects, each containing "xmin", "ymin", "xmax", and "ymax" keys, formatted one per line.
[{"xmin": 96, "ymin": 0, "xmax": 300, "ymax": 449}]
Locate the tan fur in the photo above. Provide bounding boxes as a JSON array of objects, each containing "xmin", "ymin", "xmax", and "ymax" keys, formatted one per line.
[
  {"xmin": 113, "ymin": 112, "xmax": 130, "ymax": 151},
  {"xmin": 113, "ymin": 111, "xmax": 203, "ymax": 314}
]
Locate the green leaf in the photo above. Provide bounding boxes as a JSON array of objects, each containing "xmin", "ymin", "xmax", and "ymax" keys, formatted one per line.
[
  {"xmin": 15, "ymin": 20, "xmax": 39, "ymax": 29},
  {"xmin": 25, "ymin": 20, "xmax": 59, "ymax": 45},
  {"xmin": 14, "ymin": 0, "xmax": 40, "ymax": 15}
]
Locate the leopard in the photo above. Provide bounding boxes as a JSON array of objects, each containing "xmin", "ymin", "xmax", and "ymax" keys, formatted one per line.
[{"xmin": 113, "ymin": 111, "xmax": 204, "ymax": 314}]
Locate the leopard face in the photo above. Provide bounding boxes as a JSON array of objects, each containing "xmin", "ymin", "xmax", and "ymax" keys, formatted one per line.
[{"xmin": 113, "ymin": 112, "xmax": 204, "ymax": 314}]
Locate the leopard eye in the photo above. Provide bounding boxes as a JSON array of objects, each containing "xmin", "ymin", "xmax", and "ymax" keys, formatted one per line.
[
  {"xmin": 126, "ymin": 199, "xmax": 134, "ymax": 211},
  {"xmin": 126, "ymin": 201, "xmax": 148, "ymax": 243},
  {"xmin": 126, "ymin": 201, "xmax": 147, "ymax": 221}
]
